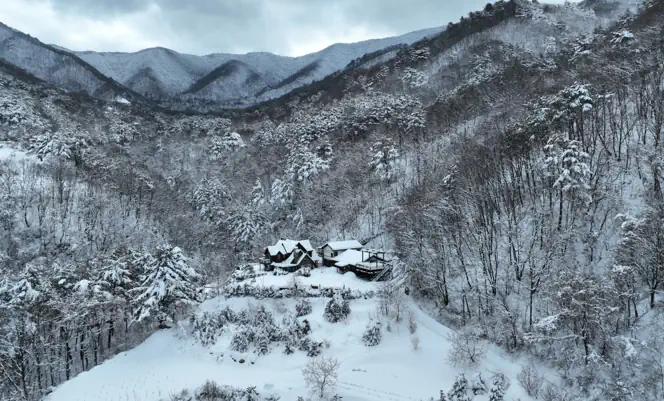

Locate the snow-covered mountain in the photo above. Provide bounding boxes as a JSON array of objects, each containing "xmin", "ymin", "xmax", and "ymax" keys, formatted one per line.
[
  {"xmin": 0, "ymin": 22, "xmax": 137, "ymax": 102},
  {"xmin": 0, "ymin": 20, "xmax": 441, "ymax": 109},
  {"xmin": 72, "ymin": 26, "xmax": 443, "ymax": 106}
]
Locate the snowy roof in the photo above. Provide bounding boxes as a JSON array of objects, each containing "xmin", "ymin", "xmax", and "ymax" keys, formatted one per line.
[
  {"xmin": 272, "ymin": 250, "xmax": 315, "ymax": 268},
  {"xmin": 321, "ymin": 240, "xmax": 363, "ymax": 251},
  {"xmin": 332, "ymin": 250, "xmax": 365, "ymax": 267},
  {"xmin": 265, "ymin": 239, "xmax": 314, "ymax": 256},
  {"xmin": 333, "ymin": 249, "xmax": 391, "ymax": 268}
]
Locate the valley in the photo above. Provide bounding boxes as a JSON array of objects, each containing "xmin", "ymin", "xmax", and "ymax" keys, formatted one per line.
[{"xmin": 2, "ymin": 0, "xmax": 664, "ymax": 400}]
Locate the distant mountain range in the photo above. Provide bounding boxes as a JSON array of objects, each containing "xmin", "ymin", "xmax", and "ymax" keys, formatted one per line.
[{"xmin": 0, "ymin": 22, "xmax": 442, "ymax": 109}]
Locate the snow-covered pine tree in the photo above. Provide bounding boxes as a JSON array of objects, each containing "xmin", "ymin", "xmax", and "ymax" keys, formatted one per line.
[
  {"xmin": 448, "ymin": 374, "xmax": 471, "ymax": 401},
  {"xmin": 316, "ymin": 137, "xmax": 334, "ymax": 162},
  {"xmin": 226, "ymin": 205, "xmax": 266, "ymax": 250},
  {"xmin": 254, "ymin": 329, "xmax": 271, "ymax": 356},
  {"xmin": 369, "ymin": 138, "xmax": 400, "ymax": 183},
  {"xmin": 191, "ymin": 312, "xmax": 225, "ymax": 347},
  {"xmin": 362, "ymin": 320, "xmax": 382, "ymax": 346},
  {"xmin": 295, "ymin": 298, "xmax": 312, "ymax": 317},
  {"xmin": 543, "ymin": 134, "xmax": 593, "ymax": 206},
  {"xmin": 230, "ymin": 326, "xmax": 253, "ymax": 353},
  {"xmin": 251, "ymin": 179, "xmax": 265, "ymax": 206},
  {"xmin": 133, "ymin": 245, "xmax": 200, "ymax": 327},
  {"xmin": 324, "ymin": 291, "xmax": 351, "ymax": 323},
  {"xmin": 488, "ymin": 377, "xmax": 505, "ymax": 401},
  {"xmin": 210, "ymin": 132, "xmax": 246, "ymax": 160},
  {"xmin": 470, "ymin": 373, "xmax": 487, "ymax": 395}
]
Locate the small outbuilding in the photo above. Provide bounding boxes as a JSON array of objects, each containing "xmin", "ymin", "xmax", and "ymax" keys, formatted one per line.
[{"xmin": 319, "ymin": 240, "xmax": 364, "ymax": 266}]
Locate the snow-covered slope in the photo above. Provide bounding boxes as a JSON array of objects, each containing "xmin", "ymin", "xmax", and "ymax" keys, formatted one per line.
[
  {"xmin": 46, "ymin": 271, "xmax": 536, "ymax": 401},
  {"xmin": 73, "ymin": 26, "xmax": 443, "ymax": 106},
  {"xmin": 0, "ymin": 22, "xmax": 135, "ymax": 101}
]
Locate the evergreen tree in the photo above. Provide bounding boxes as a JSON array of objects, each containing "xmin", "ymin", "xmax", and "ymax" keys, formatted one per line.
[
  {"xmin": 324, "ymin": 292, "xmax": 351, "ymax": 323},
  {"xmin": 295, "ymin": 298, "xmax": 312, "ymax": 317},
  {"xmin": 488, "ymin": 378, "xmax": 505, "ymax": 401},
  {"xmin": 362, "ymin": 320, "xmax": 382, "ymax": 347},
  {"xmin": 543, "ymin": 134, "xmax": 593, "ymax": 206},
  {"xmin": 448, "ymin": 374, "xmax": 471, "ymax": 401},
  {"xmin": 251, "ymin": 179, "xmax": 265, "ymax": 206},
  {"xmin": 133, "ymin": 245, "xmax": 200, "ymax": 327},
  {"xmin": 369, "ymin": 138, "xmax": 400, "ymax": 182}
]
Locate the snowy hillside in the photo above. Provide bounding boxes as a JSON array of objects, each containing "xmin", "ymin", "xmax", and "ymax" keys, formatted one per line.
[
  {"xmin": 46, "ymin": 268, "xmax": 535, "ymax": 401},
  {"xmin": 4, "ymin": 0, "xmax": 664, "ymax": 400},
  {"xmin": 0, "ymin": 22, "xmax": 134, "ymax": 101}
]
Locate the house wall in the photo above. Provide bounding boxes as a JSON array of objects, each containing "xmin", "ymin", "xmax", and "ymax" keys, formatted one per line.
[{"xmin": 322, "ymin": 246, "xmax": 335, "ymax": 259}]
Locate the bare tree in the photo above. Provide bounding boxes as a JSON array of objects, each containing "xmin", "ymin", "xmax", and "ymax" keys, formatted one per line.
[
  {"xmin": 302, "ymin": 356, "xmax": 340, "ymax": 400},
  {"xmin": 446, "ymin": 329, "xmax": 486, "ymax": 366}
]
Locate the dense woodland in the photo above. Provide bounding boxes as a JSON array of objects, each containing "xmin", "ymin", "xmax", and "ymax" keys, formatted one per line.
[{"xmin": 2, "ymin": 0, "xmax": 664, "ymax": 400}]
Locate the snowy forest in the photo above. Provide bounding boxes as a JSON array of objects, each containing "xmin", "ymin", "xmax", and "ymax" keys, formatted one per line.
[{"xmin": 2, "ymin": 0, "xmax": 664, "ymax": 400}]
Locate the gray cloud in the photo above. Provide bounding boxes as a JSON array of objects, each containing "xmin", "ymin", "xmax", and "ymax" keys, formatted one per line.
[
  {"xmin": 47, "ymin": 0, "xmax": 153, "ymax": 17},
  {"xmin": 6, "ymin": 0, "xmax": 574, "ymax": 56}
]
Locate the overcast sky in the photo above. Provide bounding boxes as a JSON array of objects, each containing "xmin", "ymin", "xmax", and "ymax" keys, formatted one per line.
[{"xmin": 4, "ymin": 0, "xmax": 575, "ymax": 57}]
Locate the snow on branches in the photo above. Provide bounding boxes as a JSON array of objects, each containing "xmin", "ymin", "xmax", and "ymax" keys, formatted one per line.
[
  {"xmin": 369, "ymin": 138, "xmax": 400, "ymax": 182},
  {"xmin": 133, "ymin": 245, "xmax": 200, "ymax": 326},
  {"xmin": 543, "ymin": 134, "xmax": 592, "ymax": 206}
]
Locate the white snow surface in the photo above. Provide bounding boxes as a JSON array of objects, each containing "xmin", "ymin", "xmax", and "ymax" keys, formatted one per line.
[
  {"xmin": 243, "ymin": 266, "xmax": 377, "ymax": 293},
  {"xmin": 0, "ymin": 143, "xmax": 30, "ymax": 160},
  {"xmin": 47, "ymin": 278, "xmax": 535, "ymax": 401}
]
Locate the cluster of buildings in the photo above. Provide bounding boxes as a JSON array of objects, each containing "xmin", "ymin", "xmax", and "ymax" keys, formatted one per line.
[{"xmin": 260, "ymin": 239, "xmax": 392, "ymax": 280}]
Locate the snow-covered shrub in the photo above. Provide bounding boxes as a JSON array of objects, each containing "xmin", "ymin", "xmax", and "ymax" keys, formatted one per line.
[
  {"xmin": 448, "ymin": 374, "xmax": 470, "ymax": 401},
  {"xmin": 410, "ymin": 334, "xmax": 420, "ymax": 350},
  {"xmin": 470, "ymin": 372, "xmax": 488, "ymax": 395},
  {"xmin": 517, "ymin": 362, "xmax": 543, "ymax": 398},
  {"xmin": 196, "ymin": 380, "xmax": 223, "ymax": 401},
  {"xmin": 273, "ymin": 300, "xmax": 288, "ymax": 315},
  {"xmin": 230, "ymin": 326, "xmax": 253, "ymax": 352},
  {"xmin": 324, "ymin": 292, "xmax": 351, "ymax": 323},
  {"xmin": 407, "ymin": 310, "xmax": 417, "ymax": 334},
  {"xmin": 540, "ymin": 382, "xmax": 571, "ymax": 401},
  {"xmin": 283, "ymin": 341, "xmax": 296, "ymax": 355},
  {"xmin": 220, "ymin": 306, "xmax": 238, "ymax": 323},
  {"xmin": 191, "ymin": 312, "xmax": 225, "ymax": 347},
  {"xmin": 223, "ymin": 281, "xmax": 374, "ymax": 300},
  {"xmin": 488, "ymin": 377, "xmax": 506, "ymax": 401},
  {"xmin": 362, "ymin": 320, "xmax": 382, "ymax": 347},
  {"xmin": 252, "ymin": 305, "xmax": 278, "ymax": 340},
  {"xmin": 295, "ymin": 298, "xmax": 312, "ymax": 317},
  {"xmin": 255, "ymin": 330, "xmax": 271, "ymax": 356},
  {"xmin": 301, "ymin": 319, "xmax": 311, "ymax": 335},
  {"xmin": 169, "ymin": 389, "xmax": 194, "ymax": 401},
  {"xmin": 166, "ymin": 382, "xmax": 276, "ymax": 401},
  {"xmin": 298, "ymin": 337, "xmax": 313, "ymax": 353},
  {"xmin": 307, "ymin": 340, "xmax": 323, "ymax": 357}
]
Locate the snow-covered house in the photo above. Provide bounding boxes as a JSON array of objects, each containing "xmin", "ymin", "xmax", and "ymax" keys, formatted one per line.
[
  {"xmin": 271, "ymin": 249, "xmax": 318, "ymax": 273},
  {"xmin": 319, "ymin": 240, "xmax": 364, "ymax": 266},
  {"xmin": 333, "ymin": 248, "xmax": 392, "ymax": 280},
  {"xmin": 261, "ymin": 239, "xmax": 320, "ymax": 271}
]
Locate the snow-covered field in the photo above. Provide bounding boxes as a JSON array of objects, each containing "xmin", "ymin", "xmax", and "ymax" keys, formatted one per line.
[
  {"xmin": 47, "ymin": 271, "xmax": 535, "ymax": 401},
  {"xmin": 236, "ymin": 266, "xmax": 379, "ymax": 293},
  {"xmin": 0, "ymin": 143, "xmax": 29, "ymax": 160}
]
